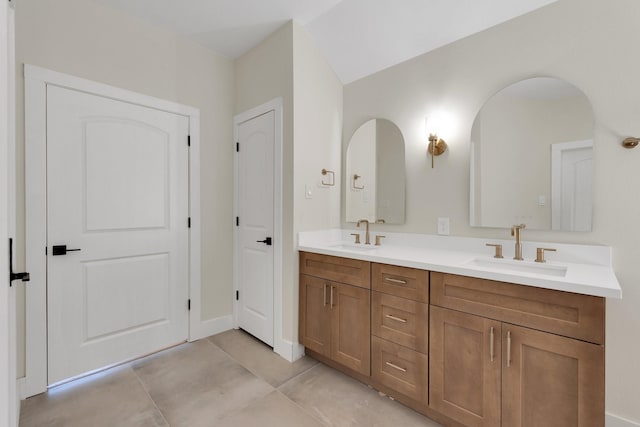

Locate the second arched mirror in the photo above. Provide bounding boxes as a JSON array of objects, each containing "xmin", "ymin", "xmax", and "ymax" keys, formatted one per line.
[{"xmin": 470, "ymin": 77, "xmax": 594, "ymax": 231}]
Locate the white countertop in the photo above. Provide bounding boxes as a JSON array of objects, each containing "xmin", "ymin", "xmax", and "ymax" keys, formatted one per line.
[{"xmin": 298, "ymin": 229, "xmax": 622, "ymax": 299}]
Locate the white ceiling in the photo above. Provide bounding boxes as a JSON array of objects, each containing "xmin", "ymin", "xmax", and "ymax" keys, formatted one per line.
[{"xmin": 94, "ymin": 0, "xmax": 558, "ymax": 83}]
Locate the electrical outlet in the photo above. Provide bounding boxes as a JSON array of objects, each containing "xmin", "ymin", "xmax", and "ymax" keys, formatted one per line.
[{"xmin": 437, "ymin": 217, "xmax": 450, "ymax": 235}]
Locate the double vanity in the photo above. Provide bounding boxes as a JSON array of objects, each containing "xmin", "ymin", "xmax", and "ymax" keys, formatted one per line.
[
  {"xmin": 297, "ymin": 229, "xmax": 621, "ymax": 427},
  {"xmin": 301, "ymin": 75, "xmax": 621, "ymax": 426}
]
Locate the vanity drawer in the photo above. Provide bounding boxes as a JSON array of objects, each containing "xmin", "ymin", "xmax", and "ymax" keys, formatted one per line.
[
  {"xmin": 300, "ymin": 251, "xmax": 370, "ymax": 289},
  {"xmin": 372, "ymin": 292, "xmax": 428, "ymax": 353},
  {"xmin": 430, "ymin": 272, "xmax": 605, "ymax": 344},
  {"xmin": 372, "ymin": 263, "xmax": 428, "ymax": 302},
  {"xmin": 372, "ymin": 336, "xmax": 428, "ymax": 404}
]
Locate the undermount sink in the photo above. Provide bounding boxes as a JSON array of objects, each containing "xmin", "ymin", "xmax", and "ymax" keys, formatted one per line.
[
  {"xmin": 465, "ymin": 257, "xmax": 568, "ymax": 277},
  {"xmin": 329, "ymin": 243, "xmax": 378, "ymax": 251}
]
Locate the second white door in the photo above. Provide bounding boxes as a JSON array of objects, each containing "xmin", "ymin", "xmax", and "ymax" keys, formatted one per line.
[
  {"xmin": 237, "ymin": 110, "xmax": 275, "ymax": 346},
  {"xmin": 47, "ymin": 85, "xmax": 190, "ymax": 384}
]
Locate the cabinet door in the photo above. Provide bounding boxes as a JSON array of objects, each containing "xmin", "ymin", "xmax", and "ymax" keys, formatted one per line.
[
  {"xmin": 330, "ymin": 282, "xmax": 371, "ymax": 375},
  {"xmin": 429, "ymin": 306, "xmax": 501, "ymax": 427},
  {"xmin": 299, "ymin": 275, "xmax": 331, "ymax": 357},
  {"xmin": 502, "ymin": 324, "xmax": 604, "ymax": 427}
]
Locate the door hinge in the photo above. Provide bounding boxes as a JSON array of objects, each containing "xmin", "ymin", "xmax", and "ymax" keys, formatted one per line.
[
  {"xmin": 236, "ymin": 290, "xmax": 239, "ymax": 301},
  {"xmin": 236, "ymin": 216, "xmax": 239, "ymax": 226},
  {"xmin": 236, "ymin": 142, "xmax": 239, "ymax": 152},
  {"xmin": 188, "ymin": 217, "xmax": 191, "ymax": 228},
  {"xmin": 187, "ymin": 135, "xmax": 191, "ymax": 147},
  {"xmin": 188, "ymin": 299, "xmax": 191, "ymax": 311}
]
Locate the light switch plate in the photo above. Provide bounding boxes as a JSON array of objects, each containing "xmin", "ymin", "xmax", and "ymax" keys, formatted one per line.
[{"xmin": 437, "ymin": 217, "xmax": 450, "ymax": 235}]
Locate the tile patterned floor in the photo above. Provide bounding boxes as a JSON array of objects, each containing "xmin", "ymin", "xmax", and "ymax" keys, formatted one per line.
[{"xmin": 20, "ymin": 330, "xmax": 442, "ymax": 427}]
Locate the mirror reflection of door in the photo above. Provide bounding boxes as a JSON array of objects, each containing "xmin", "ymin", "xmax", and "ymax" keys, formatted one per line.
[{"xmin": 551, "ymin": 140, "xmax": 593, "ymax": 231}]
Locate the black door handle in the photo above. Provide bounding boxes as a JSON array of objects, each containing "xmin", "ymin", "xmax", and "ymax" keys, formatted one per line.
[
  {"xmin": 9, "ymin": 238, "xmax": 30, "ymax": 285},
  {"xmin": 52, "ymin": 245, "xmax": 82, "ymax": 256},
  {"xmin": 256, "ymin": 237, "xmax": 273, "ymax": 246}
]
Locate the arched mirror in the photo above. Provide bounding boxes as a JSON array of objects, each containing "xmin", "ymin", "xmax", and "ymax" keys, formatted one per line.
[
  {"xmin": 470, "ymin": 77, "xmax": 594, "ymax": 231},
  {"xmin": 345, "ymin": 118, "xmax": 405, "ymax": 224}
]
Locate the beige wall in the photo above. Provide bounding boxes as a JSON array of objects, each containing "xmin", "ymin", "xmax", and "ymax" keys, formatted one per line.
[
  {"xmin": 15, "ymin": 0, "xmax": 235, "ymax": 375},
  {"xmin": 343, "ymin": 0, "xmax": 640, "ymax": 421},
  {"xmin": 292, "ymin": 23, "xmax": 343, "ymax": 339}
]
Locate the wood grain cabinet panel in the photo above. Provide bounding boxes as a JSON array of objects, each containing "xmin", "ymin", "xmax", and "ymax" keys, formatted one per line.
[
  {"xmin": 372, "ymin": 291, "xmax": 428, "ymax": 353},
  {"xmin": 330, "ymin": 282, "xmax": 371, "ymax": 376},
  {"xmin": 372, "ymin": 336, "xmax": 428, "ymax": 404},
  {"xmin": 372, "ymin": 263, "xmax": 428, "ymax": 302},
  {"xmin": 430, "ymin": 272, "xmax": 605, "ymax": 344},
  {"xmin": 300, "ymin": 252, "xmax": 370, "ymax": 289},
  {"xmin": 299, "ymin": 274, "xmax": 331, "ymax": 357},
  {"xmin": 502, "ymin": 324, "xmax": 604, "ymax": 427},
  {"xmin": 429, "ymin": 306, "xmax": 502, "ymax": 427}
]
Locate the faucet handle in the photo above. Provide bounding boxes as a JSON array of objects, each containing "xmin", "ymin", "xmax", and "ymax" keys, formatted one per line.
[
  {"xmin": 350, "ymin": 233, "xmax": 361, "ymax": 244},
  {"xmin": 375, "ymin": 235, "xmax": 386, "ymax": 246},
  {"xmin": 535, "ymin": 247, "xmax": 556, "ymax": 263},
  {"xmin": 486, "ymin": 243, "xmax": 504, "ymax": 259}
]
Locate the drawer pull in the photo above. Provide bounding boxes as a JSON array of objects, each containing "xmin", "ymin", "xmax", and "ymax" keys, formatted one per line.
[
  {"xmin": 385, "ymin": 361, "xmax": 407, "ymax": 372},
  {"xmin": 490, "ymin": 327, "xmax": 495, "ymax": 362},
  {"xmin": 506, "ymin": 330, "xmax": 512, "ymax": 368},
  {"xmin": 385, "ymin": 277, "xmax": 408, "ymax": 285},
  {"xmin": 323, "ymin": 283, "xmax": 328, "ymax": 307},
  {"xmin": 330, "ymin": 285, "xmax": 335, "ymax": 309},
  {"xmin": 385, "ymin": 314, "xmax": 407, "ymax": 323}
]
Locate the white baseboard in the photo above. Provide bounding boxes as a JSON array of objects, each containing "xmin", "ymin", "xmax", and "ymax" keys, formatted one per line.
[
  {"xmin": 274, "ymin": 338, "xmax": 305, "ymax": 362},
  {"xmin": 189, "ymin": 315, "xmax": 233, "ymax": 341},
  {"xmin": 607, "ymin": 412, "xmax": 640, "ymax": 427}
]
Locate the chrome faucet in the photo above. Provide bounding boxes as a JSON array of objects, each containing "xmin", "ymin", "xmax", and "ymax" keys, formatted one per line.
[
  {"xmin": 357, "ymin": 219, "xmax": 371, "ymax": 245},
  {"xmin": 511, "ymin": 224, "xmax": 526, "ymax": 260}
]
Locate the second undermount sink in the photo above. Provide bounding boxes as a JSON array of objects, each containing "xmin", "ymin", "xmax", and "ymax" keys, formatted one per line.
[
  {"xmin": 329, "ymin": 243, "xmax": 378, "ymax": 251},
  {"xmin": 465, "ymin": 257, "xmax": 568, "ymax": 277}
]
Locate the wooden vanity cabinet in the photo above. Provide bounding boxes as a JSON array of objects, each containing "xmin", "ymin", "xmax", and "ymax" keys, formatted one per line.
[
  {"xmin": 429, "ymin": 272, "xmax": 605, "ymax": 427},
  {"xmin": 299, "ymin": 253, "xmax": 607, "ymax": 427},
  {"xmin": 299, "ymin": 252, "xmax": 371, "ymax": 376}
]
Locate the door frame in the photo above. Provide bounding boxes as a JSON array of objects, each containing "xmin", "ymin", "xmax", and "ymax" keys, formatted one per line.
[
  {"xmin": 1, "ymin": 0, "xmax": 18, "ymax": 425},
  {"xmin": 232, "ymin": 98, "xmax": 286, "ymax": 358},
  {"xmin": 550, "ymin": 139, "xmax": 592, "ymax": 231},
  {"xmin": 23, "ymin": 65, "xmax": 202, "ymax": 398}
]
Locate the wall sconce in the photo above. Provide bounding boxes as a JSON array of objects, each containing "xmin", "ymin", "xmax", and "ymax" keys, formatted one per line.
[
  {"xmin": 428, "ymin": 133, "xmax": 448, "ymax": 168},
  {"xmin": 425, "ymin": 116, "xmax": 449, "ymax": 168}
]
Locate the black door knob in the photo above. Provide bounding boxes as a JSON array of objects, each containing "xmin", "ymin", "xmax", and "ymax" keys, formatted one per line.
[
  {"xmin": 256, "ymin": 237, "xmax": 273, "ymax": 246},
  {"xmin": 52, "ymin": 245, "xmax": 82, "ymax": 256}
]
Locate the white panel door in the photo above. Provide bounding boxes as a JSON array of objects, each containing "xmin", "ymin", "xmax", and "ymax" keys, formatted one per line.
[
  {"xmin": 560, "ymin": 147, "xmax": 592, "ymax": 232},
  {"xmin": 237, "ymin": 111, "xmax": 275, "ymax": 346},
  {"xmin": 46, "ymin": 85, "xmax": 189, "ymax": 384}
]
